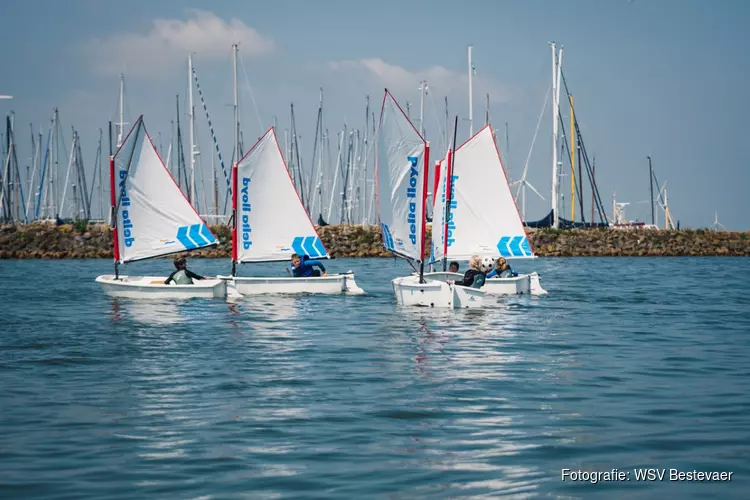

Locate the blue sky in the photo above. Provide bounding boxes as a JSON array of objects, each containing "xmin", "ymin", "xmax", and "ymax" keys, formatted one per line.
[{"xmin": 1, "ymin": 0, "xmax": 748, "ymax": 228}]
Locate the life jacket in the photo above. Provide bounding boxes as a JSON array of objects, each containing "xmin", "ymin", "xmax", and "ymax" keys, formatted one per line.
[
  {"xmin": 172, "ymin": 269, "xmax": 193, "ymax": 285},
  {"xmin": 471, "ymin": 272, "xmax": 486, "ymax": 289},
  {"xmin": 460, "ymin": 269, "xmax": 485, "ymax": 289},
  {"xmin": 499, "ymin": 269, "xmax": 514, "ymax": 278}
]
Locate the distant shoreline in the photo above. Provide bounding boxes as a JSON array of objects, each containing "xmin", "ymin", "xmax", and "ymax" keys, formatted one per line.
[{"xmin": 0, "ymin": 222, "xmax": 748, "ymax": 259}]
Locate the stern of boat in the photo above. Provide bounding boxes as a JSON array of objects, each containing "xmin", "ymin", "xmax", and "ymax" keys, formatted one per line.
[{"xmin": 393, "ymin": 275, "xmax": 449, "ymax": 307}]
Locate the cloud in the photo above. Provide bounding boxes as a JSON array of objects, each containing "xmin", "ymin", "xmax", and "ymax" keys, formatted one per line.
[
  {"xmin": 81, "ymin": 9, "xmax": 275, "ymax": 78},
  {"xmin": 328, "ymin": 58, "xmax": 512, "ymax": 104}
]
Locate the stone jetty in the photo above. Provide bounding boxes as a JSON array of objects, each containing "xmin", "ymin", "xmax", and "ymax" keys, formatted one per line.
[{"xmin": 0, "ymin": 222, "xmax": 748, "ymax": 259}]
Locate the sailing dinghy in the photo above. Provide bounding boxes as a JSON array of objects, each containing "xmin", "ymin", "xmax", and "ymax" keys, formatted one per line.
[
  {"xmin": 427, "ymin": 125, "xmax": 547, "ymax": 296},
  {"xmin": 377, "ymin": 90, "xmax": 484, "ymax": 309},
  {"xmin": 217, "ymin": 127, "xmax": 363, "ymax": 295},
  {"xmin": 95, "ymin": 116, "xmax": 226, "ymax": 299}
]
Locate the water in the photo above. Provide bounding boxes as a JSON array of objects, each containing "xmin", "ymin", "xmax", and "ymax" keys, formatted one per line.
[{"xmin": 1, "ymin": 257, "xmax": 749, "ymax": 499}]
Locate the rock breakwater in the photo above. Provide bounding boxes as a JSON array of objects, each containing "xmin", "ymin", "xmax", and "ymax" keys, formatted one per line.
[{"xmin": 0, "ymin": 222, "xmax": 748, "ymax": 259}]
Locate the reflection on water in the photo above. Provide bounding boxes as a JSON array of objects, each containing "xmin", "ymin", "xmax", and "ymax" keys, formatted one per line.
[{"xmin": 125, "ymin": 300, "xmax": 186, "ymax": 325}]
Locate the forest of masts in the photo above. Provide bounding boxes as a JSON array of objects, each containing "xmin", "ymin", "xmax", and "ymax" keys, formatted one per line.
[
  {"xmin": 2, "ymin": 44, "xmax": 673, "ymax": 229},
  {"xmin": 0, "ymin": 73, "xmax": 408, "ymax": 227}
]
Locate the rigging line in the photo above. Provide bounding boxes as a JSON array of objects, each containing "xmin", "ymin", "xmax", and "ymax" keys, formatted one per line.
[
  {"xmin": 192, "ymin": 64, "xmax": 231, "ymax": 189},
  {"xmin": 515, "ymin": 81, "xmax": 551, "ymax": 203},
  {"xmin": 56, "ymin": 117, "xmax": 70, "ymax": 214},
  {"xmin": 192, "ymin": 113, "xmax": 206, "ymax": 215},
  {"xmin": 238, "ymin": 54, "xmax": 265, "ymax": 136},
  {"xmin": 427, "ymin": 89, "xmax": 446, "ymax": 154},
  {"xmin": 559, "ymin": 69, "xmax": 609, "ymax": 224},
  {"xmin": 556, "ymin": 109, "xmax": 585, "ymax": 222},
  {"xmin": 34, "ymin": 120, "xmax": 53, "ymax": 220}
]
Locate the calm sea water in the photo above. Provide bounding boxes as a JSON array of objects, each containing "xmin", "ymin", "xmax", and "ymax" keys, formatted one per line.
[{"xmin": 0, "ymin": 257, "xmax": 749, "ymax": 499}]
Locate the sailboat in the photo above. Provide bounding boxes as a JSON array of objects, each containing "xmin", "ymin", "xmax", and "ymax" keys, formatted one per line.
[
  {"xmin": 217, "ymin": 127, "xmax": 364, "ymax": 295},
  {"xmin": 426, "ymin": 125, "xmax": 547, "ymax": 296},
  {"xmin": 376, "ymin": 89, "xmax": 484, "ymax": 308},
  {"xmin": 95, "ymin": 116, "xmax": 226, "ymax": 299}
]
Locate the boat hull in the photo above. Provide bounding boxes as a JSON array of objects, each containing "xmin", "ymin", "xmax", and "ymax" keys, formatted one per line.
[
  {"xmin": 218, "ymin": 272, "xmax": 364, "ymax": 296},
  {"xmin": 422, "ymin": 271, "xmax": 547, "ymax": 296},
  {"xmin": 95, "ymin": 275, "xmax": 227, "ymax": 299},
  {"xmin": 392, "ymin": 275, "xmax": 484, "ymax": 308}
]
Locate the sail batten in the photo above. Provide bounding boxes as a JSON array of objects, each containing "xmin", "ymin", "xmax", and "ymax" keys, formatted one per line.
[
  {"xmin": 234, "ymin": 127, "xmax": 328, "ymax": 263},
  {"xmin": 114, "ymin": 116, "xmax": 217, "ymax": 264}
]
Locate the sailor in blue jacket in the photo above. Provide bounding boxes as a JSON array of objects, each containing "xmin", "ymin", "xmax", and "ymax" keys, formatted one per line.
[
  {"xmin": 486, "ymin": 257, "xmax": 518, "ymax": 279},
  {"xmin": 290, "ymin": 253, "xmax": 327, "ymax": 277}
]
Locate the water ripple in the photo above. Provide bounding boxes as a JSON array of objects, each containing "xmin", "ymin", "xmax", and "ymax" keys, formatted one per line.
[{"xmin": 0, "ymin": 257, "xmax": 749, "ymax": 498}]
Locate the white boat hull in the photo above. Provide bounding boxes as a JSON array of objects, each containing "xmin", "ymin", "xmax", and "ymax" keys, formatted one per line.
[
  {"xmin": 392, "ymin": 275, "xmax": 484, "ymax": 309},
  {"xmin": 95, "ymin": 275, "xmax": 227, "ymax": 299},
  {"xmin": 422, "ymin": 271, "xmax": 547, "ymax": 296},
  {"xmin": 218, "ymin": 272, "xmax": 364, "ymax": 296}
]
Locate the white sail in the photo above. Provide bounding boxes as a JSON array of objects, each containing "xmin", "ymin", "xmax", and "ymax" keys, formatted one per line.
[
  {"xmin": 446, "ymin": 126, "xmax": 534, "ymax": 260},
  {"xmin": 376, "ymin": 90, "xmax": 428, "ymax": 262},
  {"xmin": 235, "ymin": 127, "xmax": 328, "ymax": 263},
  {"xmin": 114, "ymin": 116, "xmax": 217, "ymax": 263}
]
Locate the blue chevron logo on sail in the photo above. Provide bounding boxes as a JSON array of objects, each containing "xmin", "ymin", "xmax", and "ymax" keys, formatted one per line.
[
  {"xmin": 291, "ymin": 236, "xmax": 327, "ymax": 258},
  {"xmin": 176, "ymin": 224, "xmax": 217, "ymax": 250},
  {"xmin": 496, "ymin": 236, "xmax": 532, "ymax": 258}
]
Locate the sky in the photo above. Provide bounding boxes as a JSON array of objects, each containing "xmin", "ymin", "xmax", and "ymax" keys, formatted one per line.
[{"xmin": 1, "ymin": 0, "xmax": 748, "ymax": 229}]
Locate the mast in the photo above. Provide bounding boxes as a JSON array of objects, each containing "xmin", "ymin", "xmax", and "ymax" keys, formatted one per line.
[
  {"xmin": 591, "ymin": 155, "xmax": 595, "ymax": 224},
  {"xmin": 188, "ymin": 53, "xmax": 196, "ymax": 205},
  {"xmin": 443, "ymin": 115, "xmax": 459, "ymax": 272},
  {"xmin": 1, "ymin": 116, "xmax": 11, "ymax": 222},
  {"xmin": 363, "ymin": 95, "xmax": 370, "ymax": 225},
  {"xmin": 117, "ymin": 74, "xmax": 125, "ymax": 149},
  {"xmin": 231, "ymin": 43, "xmax": 239, "ymax": 276},
  {"xmin": 326, "ymin": 130, "xmax": 343, "ymax": 223},
  {"xmin": 25, "ymin": 124, "xmax": 36, "ymax": 220},
  {"xmin": 52, "ymin": 108, "xmax": 59, "ymax": 218},
  {"xmin": 108, "ymin": 120, "xmax": 119, "ymax": 278},
  {"xmin": 418, "ymin": 80, "xmax": 427, "ymax": 138},
  {"xmin": 570, "ymin": 94, "xmax": 576, "ymax": 222},
  {"xmin": 551, "ymin": 44, "xmax": 563, "ymax": 228},
  {"xmin": 648, "ymin": 155, "xmax": 654, "ymax": 225},
  {"xmin": 418, "ymin": 142, "xmax": 430, "ymax": 283},
  {"xmin": 175, "ymin": 95, "xmax": 182, "ymax": 190},
  {"xmin": 212, "ymin": 150, "xmax": 218, "ymax": 218},
  {"xmin": 468, "ymin": 45, "xmax": 474, "ymax": 137},
  {"xmin": 318, "ymin": 89, "xmax": 325, "ymax": 222},
  {"xmin": 485, "ymin": 93, "xmax": 489, "ymax": 126},
  {"xmin": 97, "ymin": 129, "xmax": 104, "ymax": 220},
  {"xmin": 577, "ymin": 121, "xmax": 584, "ymax": 223},
  {"xmin": 444, "ymin": 97, "xmax": 448, "ymax": 155},
  {"xmin": 307, "ymin": 88, "xmax": 324, "ymax": 217}
]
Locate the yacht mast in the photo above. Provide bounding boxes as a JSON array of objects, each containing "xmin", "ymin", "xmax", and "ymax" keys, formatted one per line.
[
  {"xmin": 188, "ymin": 54, "xmax": 196, "ymax": 204},
  {"xmin": 468, "ymin": 45, "xmax": 474, "ymax": 137},
  {"xmin": 117, "ymin": 74, "xmax": 125, "ymax": 148}
]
